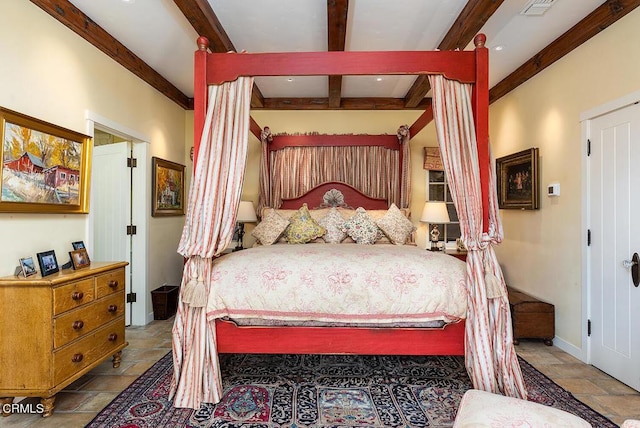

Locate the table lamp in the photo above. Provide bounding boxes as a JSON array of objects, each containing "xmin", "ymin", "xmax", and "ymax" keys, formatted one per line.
[
  {"xmin": 233, "ymin": 201, "xmax": 258, "ymax": 251},
  {"xmin": 420, "ymin": 201, "xmax": 450, "ymax": 251}
]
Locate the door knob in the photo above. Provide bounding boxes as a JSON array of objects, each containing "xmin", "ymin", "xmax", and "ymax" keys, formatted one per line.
[{"xmin": 623, "ymin": 253, "xmax": 640, "ymax": 287}]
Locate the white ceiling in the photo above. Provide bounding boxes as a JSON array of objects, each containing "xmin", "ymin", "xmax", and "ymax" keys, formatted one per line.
[{"xmin": 67, "ymin": 0, "xmax": 604, "ymax": 100}]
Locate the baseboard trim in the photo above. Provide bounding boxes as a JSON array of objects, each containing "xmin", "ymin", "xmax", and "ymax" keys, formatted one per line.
[{"xmin": 551, "ymin": 336, "xmax": 587, "ymax": 363}]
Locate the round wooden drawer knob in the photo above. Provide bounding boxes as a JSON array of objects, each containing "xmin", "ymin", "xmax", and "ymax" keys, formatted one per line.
[
  {"xmin": 72, "ymin": 320, "xmax": 84, "ymax": 330},
  {"xmin": 108, "ymin": 333, "xmax": 118, "ymax": 342},
  {"xmin": 72, "ymin": 353, "xmax": 83, "ymax": 363},
  {"xmin": 108, "ymin": 305, "xmax": 118, "ymax": 313},
  {"xmin": 71, "ymin": 291, "xmax": 84, "ymax": 301},
  {"xmin": 108, "ymin": 280, "xmax": 119, "ymax": 288}
]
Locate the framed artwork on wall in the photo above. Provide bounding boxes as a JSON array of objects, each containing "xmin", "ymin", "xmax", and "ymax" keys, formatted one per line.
[
  {"xmin": 496, "ymin": 148, "xmax": 540, "ymax": 210},
  {"xmin": 152, "ymin": 157, "xmax": 185, "ymax": 217},
  {"xmin": 0, "ymin": 107, "xmax": 92, "ymax": 214}
]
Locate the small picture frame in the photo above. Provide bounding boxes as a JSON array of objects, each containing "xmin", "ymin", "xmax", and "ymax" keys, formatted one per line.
[
  {"xmin": 71, "ymin": 241, "xmax": 85, "ymax": 250},
  {"xmin": 36, "ymin": 250, "xmax": 59, "ymax": 277},
  {"xmin": 69, "ymin": 248, "xmax": 91, "ymax": 270},
  {"xmin": 496, "ymin": 148, "xmax": 540, "ymax": 210},
  {"xmin": 19, "ymin": 257, "xmax": 37, "ymax": 277}
]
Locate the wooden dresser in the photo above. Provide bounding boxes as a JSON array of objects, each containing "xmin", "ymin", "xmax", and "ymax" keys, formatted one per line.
[{"xmin": 0, "ymin": 261, "xmax": 128, "ymax": 417}]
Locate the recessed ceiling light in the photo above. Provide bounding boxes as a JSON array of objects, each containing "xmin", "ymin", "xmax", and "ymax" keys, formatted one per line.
[
  {"xmin": 493, "ymin": 45, "xmax": 505, "ymax": 51},
  {"xmin": 376, "ymin": 77, "xmax": 383, "ymax": 82},
  {"xmin": 287, "ymin": 77, "xmax": 294, "ymax": 82}
]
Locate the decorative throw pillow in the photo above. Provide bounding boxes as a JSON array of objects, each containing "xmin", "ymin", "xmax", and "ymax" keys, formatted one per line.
[
  {"xmin": 318, "ymin": 207, "xmax": 347, "ymax": 244},
  {"xmin": 375, "ymin": 203, "xmax": 416, "ymax": 245},
  {"xmin": 285, "ymin": 204, "xmax": 326, "ymax": 244},
  {"xmin": 341, "ymin": 207, "xmax": 379, "ymax": 245},
  {"xmin": 251, "ymin": 209, "xmax": 289, "ymax": 245}
]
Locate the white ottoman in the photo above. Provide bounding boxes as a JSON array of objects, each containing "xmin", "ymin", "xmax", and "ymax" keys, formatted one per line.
[{"xmin": 453, "ymin": 389, "xmax": 591, "ymax": 427}]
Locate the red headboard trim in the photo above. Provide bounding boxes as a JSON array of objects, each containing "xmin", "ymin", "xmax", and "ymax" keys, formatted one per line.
[{"xmin": 279, "ymin": 182, "xmax": 388, "ymax": 210}]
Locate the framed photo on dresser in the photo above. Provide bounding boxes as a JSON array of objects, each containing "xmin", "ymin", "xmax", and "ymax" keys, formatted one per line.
[
  {"xmin": 19, "ymin": 257, "xmax": 37, "ymax": 277},
  {"xmin": 36, "ymin": 250, "xmax": 59, "ymax": 277}
]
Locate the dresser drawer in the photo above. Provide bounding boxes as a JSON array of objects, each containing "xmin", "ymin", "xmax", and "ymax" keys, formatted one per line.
[
  {"xmin": 53, "ymin": 319, "xmax": 125, "ymax": 385},
  {"xmin": 95, "ymin": 268, "xmax": 125, "ymax": 298},
  {"xmin": 53, "ymin": 292, "xmax": 125, "ymax": 349},
  {"xmin": 53, "ymin": 278, "xmax": 95, "ymax": 315}
]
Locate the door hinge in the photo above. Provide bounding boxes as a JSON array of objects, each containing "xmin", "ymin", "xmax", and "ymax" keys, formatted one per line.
[
  {"xmin": 587, "ymin": 319, "xmax": 591, "ymax": 336},
  {"xmin": 587, "ymin": 229, "xmax": 591, "ymax": 246},
  {"xmin": 126, "ymin": 292, "xmax": 137, "ymax": 303},
  {"xmin": 126, "ymin": 225, "xmax": 137, "ymax": 235},
  {"xmin": 127, "ymin": 157, "xmax": 137, "ymax": 168},
  {"xmin": 587, "ymin": 139, "xmax": 591, "ymax": 156}
]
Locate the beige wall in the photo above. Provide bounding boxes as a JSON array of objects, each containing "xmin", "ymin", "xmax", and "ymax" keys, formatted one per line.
[
  {"xmin": 0, "ymin": 2, "xmax": 187, "ymax": 322},
  {"xmin": 490, "ymin": 8, "xmax": 640, "ymax": 353}
]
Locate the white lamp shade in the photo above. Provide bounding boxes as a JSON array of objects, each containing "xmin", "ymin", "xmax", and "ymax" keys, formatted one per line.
[
  {"xmin": 420, "ymin": 201, "xmax": 450, "ymax": 223},
  {"xmin": 236, "ymin": 201, "xmax": 257, "ymax": 223}
]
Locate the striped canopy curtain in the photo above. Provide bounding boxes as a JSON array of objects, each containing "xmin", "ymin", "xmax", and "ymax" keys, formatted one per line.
[
  {"xmin": 428, "ymin": 74, "xmax": 527, "ymax": 399},
  {"xmin": 268, "ymin": 145, "xmax": 401, "ymax": 208},
  {"xmin": 170, "ymin": 76, "xmax": 254, "ymax": 409}
]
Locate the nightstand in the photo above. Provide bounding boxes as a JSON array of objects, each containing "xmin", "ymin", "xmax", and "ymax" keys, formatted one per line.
[{"xmin": 445, "ymin": 249, "xmax": 467, "ymax": 262}]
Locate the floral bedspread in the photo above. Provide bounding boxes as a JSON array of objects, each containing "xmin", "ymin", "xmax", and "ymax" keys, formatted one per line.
[{"xmin": 207, "ymin": 244, "xmax": 467, "ymax": 324}]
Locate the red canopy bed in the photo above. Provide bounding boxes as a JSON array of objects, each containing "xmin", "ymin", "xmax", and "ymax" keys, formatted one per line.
[{"xmin": 170, "ymin": 34, "xmax": 526, "ymax": 410}]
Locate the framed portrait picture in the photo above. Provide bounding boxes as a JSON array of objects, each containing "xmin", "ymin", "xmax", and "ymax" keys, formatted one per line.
[
  {"xmin": 69, "ymin": 248, "xmax": 91, "ymax": 270},
  {"xmin": 496, "ymin": 148, "xmax": 540, "ymax": 210},
  {"xmin": 152, "ymin": 157, "xmax": 185, "ymax": 217},
  {"xmin": 19, "ymin": 257, "xmax": 37, "ymax": 277},
  {"xmin": 0, "ymin": 107, "xmax": 92, "ymax": 214},
  {"xmin": 72, "ymin": 240, "xmax": 85, "ymax": 250},
  {"xmin": 36, "ymin": 250, "xmax": 59, "ymax": 277}
]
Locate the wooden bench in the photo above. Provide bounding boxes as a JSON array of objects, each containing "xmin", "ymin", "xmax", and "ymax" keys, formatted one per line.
[{"xmin": 507, "ymin": 286, "xmax": 555, "ymax": 346}]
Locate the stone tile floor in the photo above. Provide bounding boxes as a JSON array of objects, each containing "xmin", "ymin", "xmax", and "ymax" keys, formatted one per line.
[{"xmin": 2, "ymin": 318, "xmax": 638, "ymax": 427}]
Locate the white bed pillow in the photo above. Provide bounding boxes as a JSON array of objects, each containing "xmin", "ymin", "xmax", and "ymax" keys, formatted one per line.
[
  {"xmin": 375, "ymin": 203, "xmax": 416, "ymax": 245},
  {"xmin": 251, "ymin": 209, "xmax": 289, "ymax": 245},
  {"xmin": 318, "ymin": 207, "xmax": 347, "ymax": 243},
  {"xmin": 341, "ymin": 207, "xmax": 379, "ymax": 245}
]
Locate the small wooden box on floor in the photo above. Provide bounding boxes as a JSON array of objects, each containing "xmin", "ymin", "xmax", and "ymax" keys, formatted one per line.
[
  {"xmin": 0, "ymin": 262, "xmax": 128, "ymax": 417},
  {"xmin": 507, "ymin": 286, "xmax": 555, "ymax": 346}
]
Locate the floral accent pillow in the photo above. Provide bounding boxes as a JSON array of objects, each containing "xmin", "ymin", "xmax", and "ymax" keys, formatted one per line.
[
  {"xmin": 375, "ymin": 203, "xmax": 416, "ymax": 245},
  {"xmin": 251, "ymin": 209, "xmax": 289, "ymax": 245},
  {"xmin": 285, "ymin": 204, "xmax": 327, "ymax": 244},
  {"xmin": 318, "ymin": 207, "xmax": 347, "ymax": 244},
  {"xmin": 341, "ymin": 207, "xmax": 379, "ymax": 245}
]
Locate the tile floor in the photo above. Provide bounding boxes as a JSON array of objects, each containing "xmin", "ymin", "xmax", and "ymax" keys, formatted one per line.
[{"xmin": 2, "ymin": 318, "xmax": 639, "ymax": 427}]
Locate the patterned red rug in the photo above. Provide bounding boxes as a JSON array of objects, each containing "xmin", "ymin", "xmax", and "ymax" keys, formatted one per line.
[{"xmin": 86, "ymin": 352, "xmax": 617, "ymax": 428}]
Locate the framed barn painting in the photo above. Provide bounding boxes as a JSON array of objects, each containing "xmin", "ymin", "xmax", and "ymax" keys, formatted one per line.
[
  {"xmin": 152, "ymin": 157, "xmax": 185, "ymax": 217},
  {"xmin": 496, "ymin": 148, "xmax": 540, "ymax": 210},
  {"xmin": 0, "ymin": 108, "xmax": 91, "ymax": 213}
]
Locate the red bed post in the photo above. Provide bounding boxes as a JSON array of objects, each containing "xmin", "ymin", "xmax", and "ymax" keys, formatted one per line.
[
  {"xmin": 193, "ymin": 36, "xmax": 210, "ymax": 168},
  {"xmin": 473, "ymin": 34, "xmax": 490, "ymax": 233}
]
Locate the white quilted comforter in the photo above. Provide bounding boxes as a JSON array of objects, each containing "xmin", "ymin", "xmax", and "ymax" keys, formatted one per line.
[{"xmin": 206, "ymin": 244, "xmax": 467, "ymax": 324}]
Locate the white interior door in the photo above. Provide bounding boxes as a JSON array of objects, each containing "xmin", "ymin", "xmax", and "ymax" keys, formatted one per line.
[
  {"xmin": 588, "ymin": 102, "xmax": 640, "ymax": 391},
  {"xmin": 91, "ymin": 142, "xmax": 132, "ymax": 324}
]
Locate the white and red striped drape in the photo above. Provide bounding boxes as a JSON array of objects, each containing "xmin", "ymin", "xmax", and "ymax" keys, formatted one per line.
[
  {"xmin": 170, "ymin": 76, "xmax": 254, "ymax": 409},
  {"xmin": 267, "ymin": 145, "xmax": 402, "ymax": 208},
  {"xmin": 428, "ymin": 75, "xmax": 527, "ymax": 399}
]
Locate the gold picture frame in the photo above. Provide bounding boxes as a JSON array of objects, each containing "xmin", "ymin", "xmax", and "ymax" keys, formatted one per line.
[
  {"xmin": 0, "ymin": 108, "xmax": 91, "ymax": 213},
  {"xmin": 496, "ymin": 148, "xmax": 539, "ymax": 210},
  {"xmin": 152, "ymin": 157, "xmax": 185, "ymax": 217}
]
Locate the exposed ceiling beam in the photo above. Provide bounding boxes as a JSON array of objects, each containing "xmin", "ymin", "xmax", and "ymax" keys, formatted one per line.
[
  {"xmin": 257, "ymin": 97, "xmax": 431, "ymax": 110},
  {"xmin": 327, "ymin": 0, "xmax": 349, "ymax": 108},
  {"xmin": 404, "ymin": 0, "xmax": 505, "ymax": 108},
  {"xmin": 490, "ymin": 0, "xmax": 640, "ymax": 104},
  {"xmin": 174, "ymin": 0, "xmax": 265, "ymax": 108},
  {"xmin": 29, "ymin": 0, "xmax": 192, "ymax": 109}
]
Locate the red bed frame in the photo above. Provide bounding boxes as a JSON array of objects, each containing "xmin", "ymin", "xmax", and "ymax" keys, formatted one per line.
[{"xmin": 193, "ymin": 35, "xmax": 491, "ymax": 357}]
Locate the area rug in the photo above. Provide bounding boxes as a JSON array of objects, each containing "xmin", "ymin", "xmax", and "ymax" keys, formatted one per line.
[{"xmin": 87, "ymin": 352, "xmax": 617, "ymax": 428}]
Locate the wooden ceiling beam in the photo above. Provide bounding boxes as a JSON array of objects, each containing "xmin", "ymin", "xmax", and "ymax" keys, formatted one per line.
[
  {"xmin": 490, "ymin": 0, "xmax": 640, "ymax": 104},
  {"xmin": 404, "ymin": 0, "xmax": 504, "ymax": 108},
  {"xmin": 327, "ymin": 0, "xmax": 349, "ymax": 108},
  {"xmin": 257, "ymin": 97, "xmax": 431, "ymax": 110},
  {"xmin": 30, "ymin": 0, "xmax": 192, "ymax": 109},
  {"xmin": 174, "ymin": 0, "xmax": 265, "ymax": 108}
]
